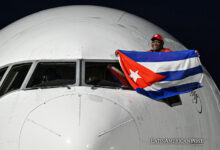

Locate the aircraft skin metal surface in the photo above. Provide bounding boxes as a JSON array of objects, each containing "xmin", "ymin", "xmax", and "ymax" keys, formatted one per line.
[{"xmin": 0, "ymin": 5, "xmax": 219, "ymax": 150}]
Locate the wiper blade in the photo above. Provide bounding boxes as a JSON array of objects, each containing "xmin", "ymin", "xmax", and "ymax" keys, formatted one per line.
[
  {"xmin": 90, "ymin": 84, "xmax": 105, "ymax": 89},
  {"xmin": 119, "ymin": 86, "xmax": 133, "ymax": 90},
  {"xmin": 25, "ymin": 85, "xmax": 72, "ymax": 90},
  {"xmin": 24, "ymin": 87, "xmax": 41, "ymax": 90},
  {"xmin": 90, "ymin": 84, "xmax": 131, "ymax": 90},
  {"xmin": 57, "ymin": 84, "xmax": 71, "ymax": 89}
]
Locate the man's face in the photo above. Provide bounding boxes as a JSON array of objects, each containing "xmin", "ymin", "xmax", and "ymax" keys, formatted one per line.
[{"xmin": 151, "ymin": 39, "xmax": 163, "ymax": 51}]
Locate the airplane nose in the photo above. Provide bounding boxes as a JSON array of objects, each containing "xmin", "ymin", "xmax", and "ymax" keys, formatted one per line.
[{"xmin": 19, "ymin": 94, "xmax": 140, "ymax": 150}]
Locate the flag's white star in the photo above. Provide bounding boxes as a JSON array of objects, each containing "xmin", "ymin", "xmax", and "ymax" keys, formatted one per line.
[{"xmin": 129, "ymin": 69, "xmax": 141, "ymax": 82}]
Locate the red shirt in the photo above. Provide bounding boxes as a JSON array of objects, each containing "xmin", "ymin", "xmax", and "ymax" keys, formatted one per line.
[{"xmin": 147, "ymin": 48, "xmax": 172, "ymax": 52}]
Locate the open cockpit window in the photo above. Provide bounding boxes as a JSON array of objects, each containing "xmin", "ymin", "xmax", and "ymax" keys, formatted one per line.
[
  {"xmin": 85, "ymin": 62, "xmax": 130, "ymax": 88},
  {"xmin": 0, "ymin": 67, "xmax": 7, "ymax": 82},
  {"xmin": 27, "ymin": 62, "xmax": 76, "ymax": 88},
  {"xmin": 0, "ymin": 63, "xmax": 31, "ymax": 96}
]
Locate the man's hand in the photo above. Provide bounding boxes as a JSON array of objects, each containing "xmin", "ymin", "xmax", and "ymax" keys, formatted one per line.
[
  {"xmin": 115, "ymin": 50, "xmax": 119, "ymax": 56},
  {"xmin": 195, "ymin": 50, "xmax": 200, "ymax": 57}
]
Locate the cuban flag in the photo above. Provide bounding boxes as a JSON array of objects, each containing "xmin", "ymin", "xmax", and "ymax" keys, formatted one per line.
[
  {"xmin": 117, "ymin": 50, "xmax": 203, "ymax": 99},
  {"xmin": 107, "ymin": 65, "xmax": 131, "ymax": 87}
]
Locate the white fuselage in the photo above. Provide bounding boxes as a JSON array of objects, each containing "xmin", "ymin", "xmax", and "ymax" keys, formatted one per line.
[{"xmin": 0, "ymin": 5, "xmax": 219, "ymax": 150}]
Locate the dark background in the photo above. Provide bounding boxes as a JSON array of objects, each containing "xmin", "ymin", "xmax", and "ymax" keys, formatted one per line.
[{"xmin": 0, "ymin": 0, "xmax": 219, "ymax": 88}]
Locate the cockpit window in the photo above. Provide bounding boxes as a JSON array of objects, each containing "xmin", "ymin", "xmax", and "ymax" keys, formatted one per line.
[
  {"xmin": 27, "ymin": 62, "xmax": 76, "ymax": 88},
  {"xmin": 0, "ymin": 63, "xmax": 31, "ymax": 96},
  {"xmin": 0, "ymin": 67, "xmax": 7, "ymax": 82},
  {"xmin": 85, "ymin": 62, "xmax": 130, "ymax": 88}
]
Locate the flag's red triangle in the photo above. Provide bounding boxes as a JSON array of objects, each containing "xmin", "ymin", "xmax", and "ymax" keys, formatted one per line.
[{"xmin": 118, "ymin": 50, "xmax": 166, "ymax": 89}]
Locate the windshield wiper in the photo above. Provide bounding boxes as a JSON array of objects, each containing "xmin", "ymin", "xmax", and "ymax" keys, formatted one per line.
[
  {"xmin": 119, "ymin": 86, "xmax": 133, "ymax": 90},
  {"xmin": 24, "ymin": 87, "xmax": 41, "ymax": 90},
  {"xmin": 90, "ymin": 84, "xmax": 132, "ymax": 90},
  {"xmin": 91, "ymin": 84, "xmax": 106, "ymax": 89},
  {"xmin": 25, "ymin": 84, "xmax": 72, "ymax": 90}
]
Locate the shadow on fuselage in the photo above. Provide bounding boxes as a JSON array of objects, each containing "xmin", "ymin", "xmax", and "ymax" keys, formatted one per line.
[{"xmin": 158, "ymin": 95, "xmax": 182, "ymax": 107}]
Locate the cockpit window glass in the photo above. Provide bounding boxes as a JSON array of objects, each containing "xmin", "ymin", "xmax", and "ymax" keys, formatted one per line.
[
  {"xmin": 0, "ymin": 67, "xmax": 7, "ymax": 82},
  {"xmin": 27, "ymin": 62, "xmax": 76, "ymax": 88},
  {"xmin": 0, "ymin": 63, "xmax": 31, "ymax": 96},
  {"xmin": 85, "ymin": 62, "xmax": 130, "ymax": 88}
]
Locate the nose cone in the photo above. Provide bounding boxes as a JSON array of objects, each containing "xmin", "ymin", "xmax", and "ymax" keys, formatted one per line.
[{"xmin": 19, "ymin": 94, "xmax": 140, "ymax": 150}]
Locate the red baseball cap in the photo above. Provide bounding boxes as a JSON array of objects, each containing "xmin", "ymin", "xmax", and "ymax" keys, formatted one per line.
[{"xmin": 151, "ymin": 34, "xmax": 163, "ymax": 42}]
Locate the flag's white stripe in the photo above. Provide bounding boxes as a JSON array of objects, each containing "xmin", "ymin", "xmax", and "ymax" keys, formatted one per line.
[
  {"xmin": 144, "ymin": 73, "xmax": 203, "ymax": 91},
  {"xmin": 138, "ymin": 57, "xmax": 200, "ymax": 72}
]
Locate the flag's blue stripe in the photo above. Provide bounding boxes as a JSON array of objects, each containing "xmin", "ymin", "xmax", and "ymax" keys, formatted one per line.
[
  {"xmin": 158, "ymin": 66, "xmax": 203, "ymax": 81},
  {"xmin": 136, "ymin": 82, "xmax": 201, "ymax": 99},
  {"xmin": 119, "ymin": 50, "xmax": 198, "ymax": 62}
]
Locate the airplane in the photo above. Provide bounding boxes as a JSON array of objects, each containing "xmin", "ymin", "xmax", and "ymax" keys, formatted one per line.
[{"xmin": 0, "ymin": 5, "xmax": 219, "ymax": 150}]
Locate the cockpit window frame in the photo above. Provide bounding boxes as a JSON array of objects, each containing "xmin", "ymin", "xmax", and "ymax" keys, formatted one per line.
[
  {"xmin": 0, "ymin": 61, "xmax": 33, "ymax": 97},
  {"xmin": 0, "ymin": 58, "xmax": 131, "ymax": 97},
  {"xmin": 23, "ymin": 59, "xmax": 80, "ymax": 90},
  {"xmin": 0, "ymin": 60, "xmax": 35, "ymax": 89},
  {"xmin": 0, "ymin": 59, "xmax": 79, "ymax": 97},
  {"xmin": 81, "ymin": 59, "xmax": 121, "ymax": 87},
  {"xmin": 0, "ymin": 65, "xmax": 11, "ymax": 87}
]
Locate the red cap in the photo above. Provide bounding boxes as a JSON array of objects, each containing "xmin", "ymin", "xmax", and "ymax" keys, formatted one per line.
[{"xmin": 151, "ymin": 34, "xmax": 163, "ymax": 42}]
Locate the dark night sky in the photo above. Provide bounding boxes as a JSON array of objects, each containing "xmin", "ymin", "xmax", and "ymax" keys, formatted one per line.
[{"xmin": 0, "ymin": 0, "xmax": 219, "ymax": 88}]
